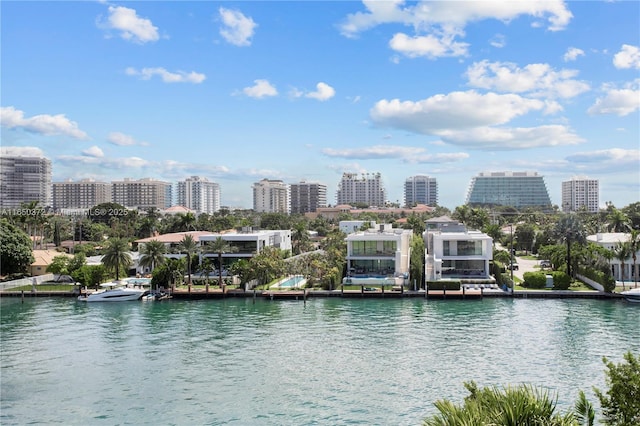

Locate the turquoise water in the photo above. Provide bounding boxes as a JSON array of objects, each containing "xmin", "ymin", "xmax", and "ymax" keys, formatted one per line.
[
  {"xmin": 274, "ymin": 275, "xmax": 304, "ymax": 288},
  {"xmin": 1, "ymin": 297, "xmax": 639, "ymax": 425}
]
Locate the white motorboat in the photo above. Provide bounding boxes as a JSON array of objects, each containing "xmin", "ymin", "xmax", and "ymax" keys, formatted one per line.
[
  {"xmin": 78, "ymin": 281, "xmax": 146, "ymax": 302},
  {"xmin": 620, "ymin": 288, "xmax": 640, "ymax": 303}
]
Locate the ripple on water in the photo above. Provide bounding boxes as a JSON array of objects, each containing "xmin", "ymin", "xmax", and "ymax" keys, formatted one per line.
[{"xmin": 1, "ymin": 297, "xmax": 639, "ymax": 425}]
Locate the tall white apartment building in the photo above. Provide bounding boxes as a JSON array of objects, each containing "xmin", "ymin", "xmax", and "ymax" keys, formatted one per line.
[
  {"xmin": 0, "ymin": 152, "xmax": 52, "ymax": 209},
  {"xmin": 176, "ymin": 176, "xmax": 220, "ymax": 214},
  {"xmin": 290, "ymin": 181, "xmax": 327, "ymax": 214},
  {"xmin": 53, "ymin": 178, "xmax": 112, "ymax": 210},
  {"xmin": 112, "ymin": 178, "xmax": 172, "ymax": 209},
  {"xmin": 404, "ymin": 175, "xmax": 438, "ymax": 207},
  {"xmin": 562, "ymin": 176, "xmax": 599, "ymax": 213},
  {"xmin": 253, "ymin": 179, "xmax": 290, "ymax": 213},
  {"xmin": 336, "ymin": 172, "xmax": 386, "ymax": 207}
]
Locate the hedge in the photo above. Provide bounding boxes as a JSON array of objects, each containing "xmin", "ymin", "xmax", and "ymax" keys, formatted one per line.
[
  {"xmin": 522, "ymin": 271, "xmax": 547, "ymax": 289},
  {"xmin": 551, "ymin": 271, "xmax": 570, "ymax": 290}
]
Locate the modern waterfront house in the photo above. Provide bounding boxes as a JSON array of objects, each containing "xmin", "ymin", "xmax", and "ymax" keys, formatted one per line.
[
  {"xmin": 424, "ymin": 216, "xmax": 494, "ymax": 284},
  {"xmin": 587, "ymin": 232, "xmax": 639, "ymax": 284},
  {"xmin": 199, "ymin": 228, "xmax": 292, "ymax": 269},
  {"xmin": 342, "ymin": 224, "xmax": 412, "ymax": 288}
]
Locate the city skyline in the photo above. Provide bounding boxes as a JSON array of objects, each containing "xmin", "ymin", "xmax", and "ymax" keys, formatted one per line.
[{"xmin": 1, "ymin": 1, "xmax": 638, "ymax": 210}]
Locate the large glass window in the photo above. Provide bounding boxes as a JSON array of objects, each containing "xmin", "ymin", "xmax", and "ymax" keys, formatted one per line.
[
  {"xmin": 443, "ymin": 241, "xmax": 450, "ymax": 256},
  {"xmin": 457, "ymin": 240, "xmax": 482, "ymax": 256}
]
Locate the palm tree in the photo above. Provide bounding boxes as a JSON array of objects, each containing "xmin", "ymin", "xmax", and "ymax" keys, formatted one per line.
[
  {"xmin": 606, "ymin": 208, "xmax": 631, "ymax": 233},
  {"xmin": 200, "ymin": 257, "xmax": 215, "ymax": 293},
  {"xmin": 483, "ymin": 224, "xmax": 504, "ymax": 247},
  {"xmin": 292, "ymin": 221, "xmax": 310, "ymax": 255},
  {"xmin": 206, "ymin": 236, "xmax": 238, "ymax": 293},
  {"xmin": 629, "ymin": 229, "xmax": 639, "ymax": 288},
  {"xmin": 178, "ymin": 234, "xmax": 199, "ymax": 292},
  {"xmin": 101, "ymin": 238, "xmax": 132, "ymax": 280},
  {"xmin": 554, "ymin": 214, "xmax": 586, "ymax": 278},
  {"xmin": 613, "ymin": 241, "xmax": 631, "ymax": 290},
  {"xmin": 138, "ymin": 239, "xmax": 167, "ymax": 276},
  {"xmin": 422, "ymin": 381, "xmax": 576, "ymax": 425},
  {"xmin": 574, "ymin": 390, "xmax": 595, "ymax": 426}
]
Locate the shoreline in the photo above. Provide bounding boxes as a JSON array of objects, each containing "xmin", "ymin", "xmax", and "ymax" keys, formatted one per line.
[{"xmin": 0, "ymin": 288, "xmax": 625, "ymax": 300}]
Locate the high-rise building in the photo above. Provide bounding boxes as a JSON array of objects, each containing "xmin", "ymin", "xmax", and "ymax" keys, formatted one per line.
[
  {"xmin": 252, "ymin": 179, "xmax": 289, "ymax": 213},
  {"xmin": 290, "ymin": 181, "xmax": 327, "ymax": 214},
  {"xmin": 0, "ymin": 152, "xmax": 52, "ymax": 209},
  {"xmin": 176, "ymin": 176, "xmax": 220, "ymax": 214},
  {"xmin": 404, "ymin": 175, "xmax": 438, "ymax": 207},
  {"xmin": 53, "ymin": 178, "xmax": 112, "ymax": 210},
  {"xmin": 466, "ymin": 171, "xmax": 552, "ymax": 209},
  {"xmin": 336, "ymin": 172, "xmax": 386, "ymax": 207},
  {"xmin": 562, "ymin": 176, "xmax": 599, "ymax": 213},
  {"xmin": 112, "ymin": 178, "xmax": 172, "ymax": 209}
]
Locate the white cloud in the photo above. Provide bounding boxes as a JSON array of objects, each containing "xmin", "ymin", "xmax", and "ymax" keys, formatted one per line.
[
  {"xmin": 565, "ymin": 148, "xmax": 640, "ymax": 172},
  {"xmin": 489, "ymin": 34, "xmax": 506, "ymax": 48},
  {"xmin": 57, "ymin": 154, "xmax": 150, "ymax": 169},
  {"xmin": 613, "ymin": 44, "xmax": 640, "ymax": 69},
  {"xmin": 322, "ymin": 145, "xmax": 425, "ymax": 159},
  {"xmin": 438, "ymin": 125, "xmax": 584, "ymax": 149},
  {"xmin": 0, "ymin": 146, "xmax": 46, "ymax": 157},
  {"xmin": 563, "ymin": 47, "xmax": 584, "ymax": 62},
  {"xmin": 305, "ymin": 82, "xmax": 336, "ymax": 101},
  {"xmin": 219, "ymin": 7, "xmax": 257, "ymax": 46},
  {"xmin": 465, "ymin": 60, "xmax": 590, "ymax": 99},
  {"xmin": 389, "ymin": 32, "xmax": 469, "ymax": 59},
  {"xmin": 125, "ymin": 67, "xmax": 206, "ymax": 84},
  {"xmin": 370, "ymin": 90, "xmax": 546, "ymax": 133},
  {"xmin": 82, "ymin": 146, "xmax": 104, "ymax": 158},
  {"xmin": 321, "ymin": 144, "xmax": 469, "ymax": 164},
  {"xmin": 0, "ymin": 106, "xmax": 89, "ymax": 140},
  {"xmin": 588, "ymin": 81, "xmax": 640, "ymax": 116},
  {"xmin": 339, "ymin": 1, "xmax": 572, "ymax": 59},
  {"xmin": 107, "ymin": 132, "xmax": 147, "ymax": 146},
  {"xmin": 341, "ymin": 0, "xmax": 572, "ymax": 35},
  {"xmin": 102, "ymin": 6, "xmax": 159, "ymax": 44},
  {"xmin": 242, "ymin": 79, "xmax": 278, "ymax": 98}
]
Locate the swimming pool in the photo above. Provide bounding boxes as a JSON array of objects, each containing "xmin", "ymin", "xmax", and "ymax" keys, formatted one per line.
[
  {"xmin": 271, "ymin": 275, "xmax": 306, "ymax": 289},
  {"xmin": 123, "ymin": 277, "xmax": 151, "ymax": 286}
]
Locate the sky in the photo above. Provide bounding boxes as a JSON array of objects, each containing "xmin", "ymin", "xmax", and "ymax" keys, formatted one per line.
[{"xmin": 1, "ymin": 0, "xmax": 639, "ymax": 211}]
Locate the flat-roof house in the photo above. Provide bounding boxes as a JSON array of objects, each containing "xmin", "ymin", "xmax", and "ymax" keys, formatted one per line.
[
  {"xmin": 342, "ymin": 224, "xmax": 412, "ymax": 287},
  {"xmin": 199, "ymin": 228, "xmax": 292, "ymax": 269},
  {"xmin": 587, "ymin": 232, "xmax": 639, "ymax": 283},
  {"xmin": 424, "ymin": 216, "xmax": 493, "ymax": 283}
]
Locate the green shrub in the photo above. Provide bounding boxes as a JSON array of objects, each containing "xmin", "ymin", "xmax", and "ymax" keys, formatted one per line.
[
  {"xmin": 579, "ymin": 266, "xmax": 616, "ymax": 292},
  {"xmin": 522, "ymin": 271, "xmax": 547, "ymax": 289},
  {"xmin": 551, "ymin": 271, "xmax": 571, "ymax": 290}
]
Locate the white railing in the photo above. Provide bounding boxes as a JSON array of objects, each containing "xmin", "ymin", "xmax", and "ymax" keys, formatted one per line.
[{"xmin": 0, "ymin": 274, "xmax": 56, "ymax": 291}]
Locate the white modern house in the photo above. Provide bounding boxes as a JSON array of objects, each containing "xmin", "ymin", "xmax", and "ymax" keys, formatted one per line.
[
  {"xmin": 339, "ymin": 220, "xmax": 377, "ymax": 235},
  {"xmin": 199, "ymin": 228, "xmax": 292, "ymax": 270},
  {"xmin": 587, "ymin": 232, "xmax": 639, "ymax": 284},
  {"xmin": 135, "ymin": 228, "xmax": 292, "ymax": 275},
  {"xmin": 342, "ymin": 224, "xmax": 412, "ymax": 287},
  {"xmin": 424, "ymin": 216, "xmax": 494, "ymax": 283}
]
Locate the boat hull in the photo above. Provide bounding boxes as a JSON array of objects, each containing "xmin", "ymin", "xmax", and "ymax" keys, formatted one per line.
[
  {"xmin": 78, "ymin": 289, "xmax": 146, "ymax": 302},
  {"xmin": 621, "ymin": 289, "xmax": 640, "ymax": 303}
]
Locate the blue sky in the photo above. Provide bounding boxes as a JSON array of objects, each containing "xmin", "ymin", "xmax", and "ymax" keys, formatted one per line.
[{"xmin": 2, "ymin": 1, "xmax": 639, "ymax": 210}]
